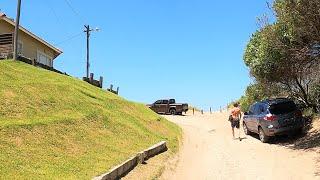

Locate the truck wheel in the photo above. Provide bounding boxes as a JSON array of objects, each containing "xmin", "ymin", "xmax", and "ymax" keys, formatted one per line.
[{"xmin": 170, "ymin": 109, "xmax": 176, "ymax": 115}]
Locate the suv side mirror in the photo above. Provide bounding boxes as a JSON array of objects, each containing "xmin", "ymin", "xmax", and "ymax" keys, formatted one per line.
[{"xmin": 244, "ymin": 112, "xmax": 249, "ymax": 115}]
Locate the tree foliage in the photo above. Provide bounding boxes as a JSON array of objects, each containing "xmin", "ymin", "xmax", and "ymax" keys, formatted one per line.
[
  {"xmin": 242, "ymin": 0, "xmax": 320, "ymax": 113},
  {"xmin": 238, "ymin": 82, "xmax": 282, "ymax": 112}
]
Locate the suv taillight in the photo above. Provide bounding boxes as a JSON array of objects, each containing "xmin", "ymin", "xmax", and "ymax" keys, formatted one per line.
[{"xmin": 264, "ymin": 114, "xmax": 277, "ymax": 121}]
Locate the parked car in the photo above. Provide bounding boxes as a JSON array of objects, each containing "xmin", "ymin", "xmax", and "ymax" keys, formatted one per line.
[
  {"xmin": 148, "ymin": 99, "xmax": 188, "ymax": 115},
  {"xmin": 243, "ymin": 98, "xmax": 305, "ymax": 143}
]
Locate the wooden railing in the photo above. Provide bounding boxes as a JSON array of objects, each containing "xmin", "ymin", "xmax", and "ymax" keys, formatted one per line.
[
  {"xmin": 107, "ymin": 84, "xmax": 119, "ymax": 95},
  {"xmin": 82, "ymin": 73, "xmax": 120, "ymax": 95},
  {"xmin": 83, "ymin": 73, "xmax": 103, "ymax": 88}
]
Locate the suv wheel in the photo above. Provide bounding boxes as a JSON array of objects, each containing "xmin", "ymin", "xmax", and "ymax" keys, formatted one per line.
[
  {"xmin": 243, "ymin": 123, "xmax": 251, "ymax": 135},
  {"xmin": 170, "ymin": 109, "xmax": 176, "ymax": 115},
  {"xmin": 258, "ymin": 127, "xmax": 269, "ymax": 143}
]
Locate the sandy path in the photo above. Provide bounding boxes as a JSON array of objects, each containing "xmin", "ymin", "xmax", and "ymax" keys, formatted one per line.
[{"xmin": 160, "ymin": 111, "xmax": 320, "ymax": 180}]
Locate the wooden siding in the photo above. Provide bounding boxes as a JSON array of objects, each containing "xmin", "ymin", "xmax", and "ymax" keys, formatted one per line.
[{"xmin": 0, "ymin": 33, "xmax": 13, "ymax": 59}]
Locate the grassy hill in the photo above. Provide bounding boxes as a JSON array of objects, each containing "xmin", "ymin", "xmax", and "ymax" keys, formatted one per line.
[{"xmin": 0, "ymin": 60, "xmax": 181, "ymax": 179}]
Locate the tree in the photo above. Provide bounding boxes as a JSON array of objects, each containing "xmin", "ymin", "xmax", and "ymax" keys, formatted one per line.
[
  {"xmin": 243, "ymin": 0, "xmax": 320, "ymax": 112},
  {"xmin": 238, "ymin": 82, "xmax": 282, "ymax": 112}
]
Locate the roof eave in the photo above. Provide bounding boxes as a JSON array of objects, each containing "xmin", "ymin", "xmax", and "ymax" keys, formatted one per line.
[{"xmin": 1, "ymin": 15, "xmax": 63, "ymax": 56}]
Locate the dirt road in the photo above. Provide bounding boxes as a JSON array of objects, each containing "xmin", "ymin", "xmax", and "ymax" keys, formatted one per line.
[{"xmin": 160, "ymin": 111, "xmax": 320, "ymax": 180}]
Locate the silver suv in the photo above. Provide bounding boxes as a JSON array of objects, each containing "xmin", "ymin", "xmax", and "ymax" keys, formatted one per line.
[{"xmin": 243, "ymin": 98, "xmax": 305, "ymax": 143}]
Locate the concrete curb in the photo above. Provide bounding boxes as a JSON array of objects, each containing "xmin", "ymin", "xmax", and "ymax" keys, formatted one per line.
[{"xmin": 93, "ymin": 141, "xmax": 167, "ymax": 180}]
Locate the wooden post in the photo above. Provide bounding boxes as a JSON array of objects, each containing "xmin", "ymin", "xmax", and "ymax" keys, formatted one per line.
[
  {"xmin": 90, "ymin": 73, "xmax": 94, "ymax": 82},
  {"xmin": 116, "ymin": 87, "xmax": 119, "ymax": 95},
  {"xmin": 201, "ymin": 110, "xmax": 203, "ymax": 115},
  {"xmin": 210, "ymin": 107, "xmax": 212, "ymax": 114},
  {"xmin": 110, "ymin": 84, "xmax": 113, "ymax": 91},
  {"xmin": 193, "ymin": 108, "xmax": 194, "ymax": 115},
  {"xmin": 99, "ymin": 76, "xmax": 103, "ymax": 88}
]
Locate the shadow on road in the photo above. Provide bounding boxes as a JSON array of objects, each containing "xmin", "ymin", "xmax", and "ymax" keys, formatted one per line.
[
  {"xmin": 275, "ymin": 117, "xmax": 320, "ymax": 151},
  {"xmin": 276, "ymin": 133, "xmax": 320, "ymax": 151},
  {"xmin": 248, "ymin": 117, "xmax": 320, "ymax": 151},
  {"xmin": 236, "ymin": 137, "xmax": 247, "ymax": 141},
  {"xmin": 163, "ymin": 114, "xmax": 187, "ymax": 117}
]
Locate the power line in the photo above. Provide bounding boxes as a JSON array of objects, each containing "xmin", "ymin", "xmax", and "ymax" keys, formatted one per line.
[
  {"xmin": 54, "ymin": 32, "xmax": 82, "ymax": 46},
  {"xmin": 41, "ymin": 0, "xmax": 82, "ymax": 47},
  {"xmin": 43, "ymin": 0, "xmax": 71, "ymax": 40},
  {"xmin": 62, "ymin": 0, "xmax": 86, "ymax": 24},
  {"xmin": 43, "ymin": 0, "xmax": 64, "ymax": 27}
]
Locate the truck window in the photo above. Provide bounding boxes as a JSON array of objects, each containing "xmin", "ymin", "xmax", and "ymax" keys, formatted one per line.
[
  {"xmin": 169, "ymin": 99, "xmax": 175, "ymax": 104},
  {"xmin": 155, "ymin": 100, "xmax": 162, "ymax": 104},
  {"xmin": 162, "ymin": 100, "xmax": 169, "ymax": 104}
]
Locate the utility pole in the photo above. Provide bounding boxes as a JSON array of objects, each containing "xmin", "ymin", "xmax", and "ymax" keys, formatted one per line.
[
  {"xmin": 84, "ymin": 25, "xmax": 99, "ymax": 78},
  {"xmin": 84, "ymin": 25, "xmax": 90, "ymax": 78},
  {"xmin": 13, "ymin": 0, "xmax": 22, "ymax": 60}
]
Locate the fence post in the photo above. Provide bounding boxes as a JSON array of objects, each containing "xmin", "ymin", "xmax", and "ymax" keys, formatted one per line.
[
  {"xmin": 201, "ymin": 110, "xmax": 203, "ymax": 115},
  {"xmin": 193, "ymin": 108, "xmax": 194, "ymax": 115},
  {"xmin": 90, "ymin": 73, "xmax": 94, "ymax": 82},
  {"xmin": 116, "ymin": 87, "xmax": 119, "ymax": 95},
  {"xmin": 110, "ymin": 84, "xmax": 113, "ymax": 92},
  {"xmin": 210, "ymin": 107, "xmax": 212, "ymax": 114},
  {"xmin": 99, "ymin": 76, "xmax": 103, "ymax": 88}
]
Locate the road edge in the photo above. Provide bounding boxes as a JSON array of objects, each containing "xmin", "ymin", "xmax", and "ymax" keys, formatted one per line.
[{"xmin": 92, "ymin": 141, "xmax": 167, "ymax": 180}]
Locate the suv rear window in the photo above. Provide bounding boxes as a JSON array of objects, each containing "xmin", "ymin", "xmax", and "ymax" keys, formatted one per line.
[{"xmin": 269, "ymin": 101, "xmax": 297, "ymax": 115}]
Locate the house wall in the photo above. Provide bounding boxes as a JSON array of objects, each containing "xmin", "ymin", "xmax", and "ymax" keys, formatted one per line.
[{"xmin": 0, "ymin": 19, "xmax": 56, "ymax": 67}]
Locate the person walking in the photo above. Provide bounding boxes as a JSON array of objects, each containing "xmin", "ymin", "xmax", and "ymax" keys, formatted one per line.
[{"xmin": 229, "ymin": 103, "xmax": 242, "ymax": 140}]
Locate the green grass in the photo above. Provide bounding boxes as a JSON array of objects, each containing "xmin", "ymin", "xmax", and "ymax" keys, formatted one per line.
[{"xmin": 0, "ymin": 60, "xmax": 182, "ymax": 179}]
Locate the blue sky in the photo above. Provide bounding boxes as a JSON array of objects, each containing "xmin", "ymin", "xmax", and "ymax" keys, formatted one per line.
[{"xmin": 1, "ymin": 0, "xmax": 271, "ymax": 110}]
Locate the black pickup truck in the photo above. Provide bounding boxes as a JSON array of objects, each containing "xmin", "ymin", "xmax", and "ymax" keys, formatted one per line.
[{"xmin": 148, "ymin": 99, "xmax": 188, "ymax": 115}]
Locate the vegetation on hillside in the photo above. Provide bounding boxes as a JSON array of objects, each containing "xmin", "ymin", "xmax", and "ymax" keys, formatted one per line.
[
  {"xmin": 0, "ymin": 61, "xmax": 181, "ymax": 179},
  {"xmin": 238, "ymin": 0, "xmax": 320, "ymax": 114}
]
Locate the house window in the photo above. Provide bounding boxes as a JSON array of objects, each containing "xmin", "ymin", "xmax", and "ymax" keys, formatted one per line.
[
  {"xmin": 37, "ymin": 51, "xmax": 52, "ymax": 67},
  {"xmin": 17, "ymin": 42, "xmax": 23, "ymax": 55}
]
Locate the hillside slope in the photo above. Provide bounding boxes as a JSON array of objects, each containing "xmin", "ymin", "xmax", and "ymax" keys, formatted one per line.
[{"xmin": 0, "ymin": 61, "xmax": 181, "ymax": 179}]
